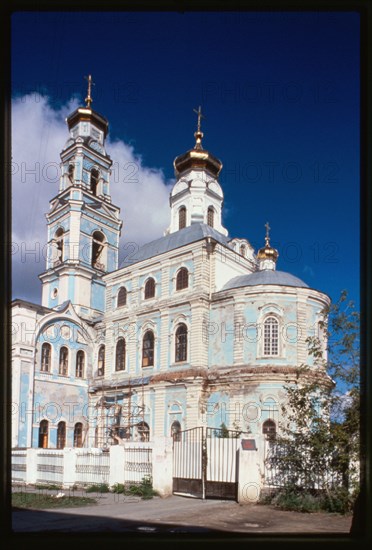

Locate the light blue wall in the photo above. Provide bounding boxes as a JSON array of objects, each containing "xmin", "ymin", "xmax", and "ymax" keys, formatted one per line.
[
  {"xmin": 47, "ymin": 276, "xmax": 59, "ymax": 308},
  {"xmin": 80, "ymin": 217, "xmax": 118, "ymax": 246},
  {"xmin": 208, "ymin": 293, "xmax": 323, "ymax": 368},
  {"xmin": 205, "ymin": 391, "xmax": 230, "ymax": 429},
  {"xmin": 208, "ymin": 304, "xmax": 235, "ymax": 367},
  {"xmin": 32, "ymin": 381, "xmax": 88, "ymax": 448},
  {"xmin": 37, "ymin": 319, "xmax": 90, "ymax": 379},
  {"xmin": 67, "ymin": 272, "xmax": 75, "ymax": 303},
  {"xmin": 18, "ymin": 364, "xmax": 31, "ymax": 447},
  {"xmin": 164, "ymin": 386, "xmax": 186, "ymax": 435},
  {"xmin": 91, "ymin": 279, "xmax": 105, "ymax": 312}
]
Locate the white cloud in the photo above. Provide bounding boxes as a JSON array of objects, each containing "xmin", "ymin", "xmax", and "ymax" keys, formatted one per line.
[{"xmin": 11, "ymin": 94, "xmax": 173, "ymax": 302}]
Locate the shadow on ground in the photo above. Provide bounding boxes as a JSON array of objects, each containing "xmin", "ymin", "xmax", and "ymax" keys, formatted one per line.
[{"xmin": 12, "ymin": 506, "xmax": 240, "ymax": 536}]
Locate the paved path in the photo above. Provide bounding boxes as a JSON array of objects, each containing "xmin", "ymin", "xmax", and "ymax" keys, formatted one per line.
[{"xmin": 12, "ymin": 492, "xmax": 352, "ymax": 534}]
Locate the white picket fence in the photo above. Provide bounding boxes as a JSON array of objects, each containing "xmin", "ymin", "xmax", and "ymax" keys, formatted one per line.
[
  {"xmin": 11, "ymin": 445, "xmax": 153, "ymax": 488},
  {"xmin": 11, "ymin": 450, "xmax": 27, "ymax": 483},
  {"xmin": 36, "ymin": 451, "xmax": 64, "ymax": 484},
  {"xmin": 75, "ymin": 449, "xmax": 111, "ymax": 485}
]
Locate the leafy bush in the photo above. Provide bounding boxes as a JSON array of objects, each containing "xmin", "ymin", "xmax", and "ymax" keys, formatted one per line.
[
  {"xmin": 112, "ymin": 477, "xmax": 158, "ymax": 499},
  {"xmin": 260, "ymin": 487, "xmax": 353, "ymax": 514},
  {"xmin": 272, "ymin": 489, "xmax": 322, "ymax": 513},
  {"xmin": 112, "ymin": 483, "xmax": 125, "ymax": 494}
]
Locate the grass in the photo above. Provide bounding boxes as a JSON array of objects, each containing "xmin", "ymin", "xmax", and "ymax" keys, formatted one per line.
[
  {"xmin": 12, "ymin": 492, "xmax": 97, "ymax": 509},
  {"xmin": 35, "ymin": 483, "xmax": 62, "ymax": 491}
]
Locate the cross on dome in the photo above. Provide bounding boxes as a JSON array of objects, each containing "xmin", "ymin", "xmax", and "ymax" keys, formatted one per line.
[
  {"xmin": 84, "ymin": 74, "xmax": 95, "ymax": 108},
  {"xmin": 193, "ymin": 105, "xmax": 205, "ymax": 149},
  {"xmin": 193, "ymin": 105, "xmax": 205, "ymax": 133},
  {"xmin": 265, "ymin": 221, "xmax": 271, "ymax": 245}
]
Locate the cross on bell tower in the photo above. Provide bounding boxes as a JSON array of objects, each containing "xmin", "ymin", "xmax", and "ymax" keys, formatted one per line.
[{"xmin": 84, "ymin": 74, "xmax": 95, "ymax": 108}]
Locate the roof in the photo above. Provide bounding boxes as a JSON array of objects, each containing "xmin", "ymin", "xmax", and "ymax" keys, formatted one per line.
[
  {"xmin": 12, "ymin": 299, "xmax": 52, "ymax": 315},
  {"xmin": 66, "ymin": 107, "xmax": 109, "ymax": 137},
  {"xmin": 120, "ymin": 223, "xmax": 231, "ymax": 267},
  {"xmin": 222, "ymin": 270, "xmax": 309, "ymax": 291}
]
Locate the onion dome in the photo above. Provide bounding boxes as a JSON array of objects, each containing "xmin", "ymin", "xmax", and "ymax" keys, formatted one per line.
[
  {"xmin": 257, "ymin": 222, "xmax": 279, "ymax": 270},
  {"xmin": 173, "ymin": 106, "xmax": 222, "ymax": 178}
]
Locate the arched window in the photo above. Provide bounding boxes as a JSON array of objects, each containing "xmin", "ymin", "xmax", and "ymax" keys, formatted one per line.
[
  {"xmin": 262, "ymin": 419, "xmax": 276, "ymax": 439},
  {"xmin": 144, "ymin": 277, "xmax": 155, "ymax": 299},
  {"xmin": 263, "ymin": 317, "xmax": 279, "ymax": 356},
  {"xmin": 142, "ymin": 330, "xmax": 154, "ymax": 367},
  {"xmin": 175, "ymin": 324, "xmax": 187, "ymax": 362},
  {"xmin": 179, "ymin": 206, "xmax": 186, "ymax": 230},
  {"xmin": 41, "ymin": 343, "xmax": 51, "ymax": 372},
  {"xmin": 240, "ymin": 244, "xmax": 246, "ymax": 256},
  {"xmin": 76, "ymin": 350, "xmax": 85, "ymax": 378},
  {"xmin": 38, "ymin": 420, "xmax": 48, "ymax": 448},
  {"xmin": 176, "ymin": 267, "xmax": 189, "ymax": 291},
  {"xmin": 73, "ymin": 422, "xmax": 83, "ymax": 448},
  {"xmin": 54, "ymin": 228, "xmax": 64, "ymax": 266},
  {"xmin": 92, "ymin": 230, "xmax": 105, "ymax": 270},
  {"xmin": 117, "ymin": 287, "xmax": 127, "ymax": 307},
  {"xmin": 90, "ymin": 168, "xmax": 99, "ymax": 195},
  {"xmin": 59, "ymin": 346, "xmax": 68, "ymax": 376},
  {"xmin": 57, "ymin": 421, "xmax": 66, "ymax": 449},
  {"xmin": 137, "ymin": 422, "xmax": 150, "ymax": 442},
  {"xmin": 207, "ymin": 206, "xmax": 214, "ymax": 228},
  {"xmin": 171, "ymin": 420, "xmax": 181, "ymax": 442},
  {"xmin": 115, "ymin": 338, "xmax": 126, "ymax": 371},
  {"xmin": 97, "ymin": 345, "xmax": 105, "ymax": 376},
  {"xmin": 68, "ymin": 163, "xmax": 74, "ymax": 183}
]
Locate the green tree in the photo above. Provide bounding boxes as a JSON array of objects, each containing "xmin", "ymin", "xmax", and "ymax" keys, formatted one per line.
[{"xmin": 265, "ymin": 290, "xmax": 360, "ymax": 513}]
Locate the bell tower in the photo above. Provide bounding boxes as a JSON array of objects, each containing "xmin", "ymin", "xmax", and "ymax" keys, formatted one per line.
[{"xmin": 39, "ymin": 76, "xmax": 122, "ymax": 318}]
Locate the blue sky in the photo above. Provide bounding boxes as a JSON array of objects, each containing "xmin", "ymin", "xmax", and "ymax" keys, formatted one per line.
[{"xmin": 11, "ymin": 11, "xmax": 360, "ymax": 308}]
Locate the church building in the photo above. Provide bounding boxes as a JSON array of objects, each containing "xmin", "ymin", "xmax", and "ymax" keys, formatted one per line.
[{"xmin": 12, "ymin": 80, "xmax": 330, "ymax": 451}]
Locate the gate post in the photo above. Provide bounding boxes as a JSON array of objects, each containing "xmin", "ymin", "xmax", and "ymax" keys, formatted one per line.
[
  {"xmin": 152, "ymin": 436, "xmax": 173, "ymax": 497},
  {"xmin": 109, "ymin": 445, "xmax": 125, "ymax": 487},
  {"xmin": 62, "ymin": 448, "xmax": 77, "ymax": 489},
  {"xmin": 237, "ymin": 438, "xmax": 262, "ymax": 503},
  {"xmin": 25, "ymin": 448, "xmax": 38, "ymax": 485},
  {"xmin": 202, "ymin": 427, "xmax": 206, "ymax": 500}
]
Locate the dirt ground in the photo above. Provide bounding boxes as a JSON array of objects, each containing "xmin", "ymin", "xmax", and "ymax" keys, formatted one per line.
[{"xmin": 12, "ymin": 491, "xmax": 353, "ymax": 535}]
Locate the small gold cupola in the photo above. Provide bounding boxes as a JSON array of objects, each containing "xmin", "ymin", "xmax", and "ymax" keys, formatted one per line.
[
  {"xmin": 257, "ymin": 222, "xmax": 279, "ymax": 271},
  {"xmin": 66, "ymin": 75, "xmax": 109, "ymax": 138},
  {"xmin": 173, "ymin": 106, "xmax": 223, "ymax": 178}
]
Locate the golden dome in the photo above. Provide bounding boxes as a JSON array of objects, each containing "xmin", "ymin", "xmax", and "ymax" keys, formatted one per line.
[
  {"xmin": 257, "ymin": 222, "xmax": 279, "ymax": 262},
  {"xmin": 257, "ymin": 244, "xmax": 279, "ymax": 261},
  {"xmin": 173, "ymin": 106, "xmax": 222, "ymax": 178},
  {"xmin": 66, "ymin": 107, "xmax": 109, "ymax": 137}
]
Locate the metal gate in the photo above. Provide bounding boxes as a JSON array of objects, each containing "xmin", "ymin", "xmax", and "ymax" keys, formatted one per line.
[{"xmin": 173, "ymin": 426, "xmax": 240, "ymax": 500}]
